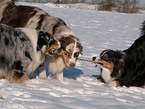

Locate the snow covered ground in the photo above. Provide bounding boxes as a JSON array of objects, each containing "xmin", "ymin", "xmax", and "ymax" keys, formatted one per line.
[{"xmin": 1, "ymin": 2, "xmax": 145, "ymax": 109}]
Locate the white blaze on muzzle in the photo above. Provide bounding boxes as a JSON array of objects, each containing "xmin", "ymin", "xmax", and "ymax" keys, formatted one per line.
[{"xmin": 69, "ymin": 39, "xmax": 78, "ymax": 64}]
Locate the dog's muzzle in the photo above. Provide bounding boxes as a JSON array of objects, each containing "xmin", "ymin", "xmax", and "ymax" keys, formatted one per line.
[{"xmin": 92, "ymin": 56, "xmax": 104, "ymax": 67}]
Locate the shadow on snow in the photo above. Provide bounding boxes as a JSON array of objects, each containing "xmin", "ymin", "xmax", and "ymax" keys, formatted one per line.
[{"xmin": 29, "ymin": 62, "xmax": 84, "ymax": 80}]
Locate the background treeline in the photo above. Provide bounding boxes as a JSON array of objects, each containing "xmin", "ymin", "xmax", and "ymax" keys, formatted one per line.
[
  {"xmin": 97, "ymin": 0, "xmax": 139, "ymax": 13},
  {"xmin": 19, "ymin": 0, "xmax": 97, "ymax": 4},
  {"xmin": 18, "ymin": 0, "xmax": 142, "ymax": 13}
]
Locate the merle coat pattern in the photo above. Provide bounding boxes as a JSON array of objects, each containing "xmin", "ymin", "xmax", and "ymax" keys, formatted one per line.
[
  {"xmin": 0, "ymin": 24, "xmax": 60, "ymax": 85},
  {"xmin": 0, "ymin": 0, "xmax": 83, "ymax": 81}
]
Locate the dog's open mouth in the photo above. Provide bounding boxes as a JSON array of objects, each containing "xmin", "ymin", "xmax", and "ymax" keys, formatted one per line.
[
  {"xmin": 95, "ymin": 62, "xmax": 104, "ymax": 67},
  {"xmin": 92, "ymin": 58, "xmax": 104, "ymax": 67},
  {"xmin": 96, "ymin": 59, "xmax": 114, "ymax": 73},
  {"xmin": 92, "ymin": 57, "xmax": 104, "ymax": 67},
  {"xmin": 97, "ymin": 62, "xmax": 104, "ymax": 66}
]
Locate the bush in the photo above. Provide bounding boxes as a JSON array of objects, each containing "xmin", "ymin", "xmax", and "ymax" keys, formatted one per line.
[{"xmin": 98, "ymin": 0, "xmax": 139, "ymax": 13}]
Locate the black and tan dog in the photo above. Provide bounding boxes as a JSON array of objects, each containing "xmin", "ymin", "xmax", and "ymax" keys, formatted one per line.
[
  {"xmin": 93, "ymin": 22, "xmax": 145, "ymax": 88},
  {"xmin": 0, "ymin": 24, "xmax": 61, "ymax": 85}
]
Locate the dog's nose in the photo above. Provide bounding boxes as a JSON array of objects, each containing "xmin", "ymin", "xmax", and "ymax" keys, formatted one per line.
[
  {"xmin": 92, "ymin": 57, "xmax": 96, "ymax": 61},
  {"xmin": 70, "ymin": 63, "xmax": 75, "ymax": 67}
]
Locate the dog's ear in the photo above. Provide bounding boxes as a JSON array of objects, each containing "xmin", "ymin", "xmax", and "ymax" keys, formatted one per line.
[
  {"xmin": 80, "ymin": 45, "xmax": 83, "ymax": 55},
  {"xmin": 111, "ymin": 53, "xmax": 125, "ymax": 77},
  {"xmin": 119, "ymin": 55, "xmax": 125, "ymax": 66},
  {"xmin": 117, "ymin": 55, "xmax": 125, "ymax": 75},
  {"xmin": 37, "ymin": 31, "xmax": 52, "ymax": 45},
  {"xmin": 119, "ymin": 58, "xmax": 125, "ymax": 68},
  {"xmin": 78, "ymin": 42, "xmax": 83, "ymax": 55}
]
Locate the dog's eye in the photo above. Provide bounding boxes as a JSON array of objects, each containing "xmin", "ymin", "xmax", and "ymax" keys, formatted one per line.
[
  {"xmin": 64, "ymin": 51, "xmax": 70, "ymax": 57},
  {"xmin": 102, "ymin": 54, "xmax": 108, "ymax": 60},
  {"xmin": 74, "ymin": 52, "xmax": 79, "ymax": 58}
]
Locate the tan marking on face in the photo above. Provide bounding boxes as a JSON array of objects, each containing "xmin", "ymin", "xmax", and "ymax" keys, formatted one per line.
[
  {"xmin": 104, "ymin": 54, "xmax": 108, "ymax": 57},
  {"xmin": 58, "ymin": 36, "xmax": 82, "ymax": 69},
  {"xmin": 97, "ymin": 59, "xmax": 114, "ymax": 74},
  {"xmin": 60, "ymin": 41, "xmax": 75, "ymax": 68}
]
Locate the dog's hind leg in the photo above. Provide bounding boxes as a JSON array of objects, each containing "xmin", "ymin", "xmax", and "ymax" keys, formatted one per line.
[
  {"xmin": 6, "ymin": 69, "xmax": 31, "ymax": 85},
  {"xmin": 6, "ymin": 61, "xmax": 31, "ymax": 85},
  {"xmin": 48, "ymin": 56, "xmax": 65, "ymax": 81}
]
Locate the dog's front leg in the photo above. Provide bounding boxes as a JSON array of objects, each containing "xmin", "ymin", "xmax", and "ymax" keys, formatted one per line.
[
  {"xmin": 38, "ymin": 69, "xmax": 48, "ymax": 80},
  {"xmin": 56, "ymin": 71, "xmax": 64, "ymax": 81},
  {"xmin": 7, "ymin": 69, "xmax": 31, "ymax": 85},
  {"xmin": 34, "ymin": 64, "xmax": 48, "ymax": 80},
  {"xmin": 48, "ymin": 56, "xmax": 65, "ymax": 81},
  {"xmin": 104, "ymin": 79, "xmax": 121, "ymax": 87},
  {"xmin": 6, "ymin": 62, "xmax": 31, "ymax": 85}
]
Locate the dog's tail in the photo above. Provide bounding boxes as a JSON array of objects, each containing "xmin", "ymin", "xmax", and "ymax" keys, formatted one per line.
[
  {"xmin": 140, "ymin": 21, "xmax": 145, "ymax": 35},
  {"xmin": 0, "ymin": 0, "xmax": 16, "ymax": 20}
]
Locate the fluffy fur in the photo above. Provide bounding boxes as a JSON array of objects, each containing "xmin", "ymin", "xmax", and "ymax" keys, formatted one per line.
[
  {"xmin": 0, "ymin": 24, "xmax": 60, "ymax": 85},
  {"xmin": 0, "ymin": 0, "xmax": 83, "ymax": 81},
  {"xmin": 93, "ymin": 22, "xmax": 145, "ymax": 87}
]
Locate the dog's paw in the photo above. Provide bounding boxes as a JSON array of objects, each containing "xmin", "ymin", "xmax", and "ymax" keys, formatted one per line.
[
  {"xmin": 103, "ymin": 81, "xmax": 121, "ymax": 87},
  {"xmin": 38, "ymin": 70, "xmax": 48, "ymax": 80}
]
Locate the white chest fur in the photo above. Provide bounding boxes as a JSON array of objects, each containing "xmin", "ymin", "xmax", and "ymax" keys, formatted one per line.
[
  {"xmin": 101, "ymin": 67, "xmax": 112, "ymax": 83},
  {"xmin": 20, "ymin": 29, "xmax": 45, "ymax": 74},
  {"xmin": 26, "ymin": 50, "xmax": 44, "ymax": 73}
]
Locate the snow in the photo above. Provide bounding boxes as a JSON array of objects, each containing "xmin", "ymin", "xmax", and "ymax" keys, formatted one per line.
[{"xmin": 1, "ymin": 2, "xmax": 145, "ymax": 109}]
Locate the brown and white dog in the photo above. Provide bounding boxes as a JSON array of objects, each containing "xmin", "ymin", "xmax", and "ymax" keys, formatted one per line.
[{"xmin": 0, "ymin": 0, "xmax": 83, "ymax": 81}]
